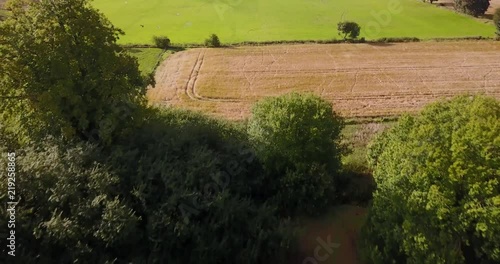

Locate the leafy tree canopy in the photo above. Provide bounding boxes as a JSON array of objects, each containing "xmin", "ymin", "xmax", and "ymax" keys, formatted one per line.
[
  {"xmin": 0, "ymin": 139, "xmax": 139, "ymax": 263},
  {"xmin": 102, "ymin": 109, "xmax": 297, "ymax": 263},
  {"xmin": 362, "ymin": 96, "xmax": 500, "ymax": 264},
  {"xmin": 248, "ymin": 93, "xmax": 345, "ymax": 216},
  {"xmin": 0, "ymin": 0, "xmax": 151, "ymax": 144},
  {"xmin": 337, "ymin": 21, "xmax": 361, "ymax": 40}
]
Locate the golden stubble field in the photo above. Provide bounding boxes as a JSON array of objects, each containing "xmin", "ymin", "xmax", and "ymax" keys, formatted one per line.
[{"xmin": 148, "ymin": 41, "xmax": 500, "ymax": 120}]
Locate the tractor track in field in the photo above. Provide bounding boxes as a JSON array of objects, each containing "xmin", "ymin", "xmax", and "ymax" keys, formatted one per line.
[{"xmin": 185, "ymin": 50, "xmax": 240, "ymax": 102}]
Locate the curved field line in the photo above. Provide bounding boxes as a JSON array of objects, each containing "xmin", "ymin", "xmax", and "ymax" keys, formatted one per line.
[{"xmin": 184, "ymin": 49, "xmax": 240, "ymax": 102}]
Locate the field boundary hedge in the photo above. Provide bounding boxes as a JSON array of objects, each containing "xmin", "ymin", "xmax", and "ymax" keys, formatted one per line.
[{"xmin": 121, "ymin": 36, "xmax": 497, "ymax": 49}]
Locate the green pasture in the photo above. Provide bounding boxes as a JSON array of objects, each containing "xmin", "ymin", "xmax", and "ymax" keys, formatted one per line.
[{"xmin": 93, "ymin": 0, "xmax": 495, "ymax": 44}]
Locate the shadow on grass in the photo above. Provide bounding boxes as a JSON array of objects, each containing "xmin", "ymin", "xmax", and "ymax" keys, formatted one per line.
[
  {"xmin": 126, "ymin": 46, "xmax": 186, "ymax": 53},
  {"xmin": 168, "ymin": 46, "xmax": 186, "ymax": 52},
  {"xmin": 367, "ymin": 42, "xmax": 395, "ymax": 47}
]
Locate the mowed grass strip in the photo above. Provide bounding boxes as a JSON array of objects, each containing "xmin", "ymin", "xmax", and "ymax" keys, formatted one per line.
[
  {"xmin": 127, "ymin": 48, "xmax": 169, "ymax": 75},
  {"xmin": 148, "ymin": 41, "xmax": 500, "ymax": 120},
  {"xmin": 93, "ymin": 0, "xmax": 495, "ymax": 44}
]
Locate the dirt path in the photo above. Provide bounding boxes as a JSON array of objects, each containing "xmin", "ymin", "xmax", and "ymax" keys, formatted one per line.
[
  {"xmin": 294, "ymin": 206, "xmax": 367, "ymax": 264},
  {"xmin": 148, "ymin": 41, "xmax": 500, "ymax": 120}
]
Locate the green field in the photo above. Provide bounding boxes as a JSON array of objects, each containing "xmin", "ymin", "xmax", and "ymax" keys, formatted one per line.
[
  {"xmin": 127, "ymin": 48, "xmax": 169, "ymax": 75},
  {"xmin": 93, "ymin": 0, "xmax": 495, "ymax": 44}
]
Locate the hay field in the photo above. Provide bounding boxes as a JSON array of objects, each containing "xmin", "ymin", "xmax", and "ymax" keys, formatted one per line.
[{"xmin": 148, "ymin": 41, "xmax": 500, "ymax": 120}]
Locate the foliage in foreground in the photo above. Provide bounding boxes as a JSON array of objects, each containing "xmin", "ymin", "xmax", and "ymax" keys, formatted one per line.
[
  {"xmin": 0, "ymin": 139, "xmax": 139, "ymax": 263},
  {"xmin": 361, "ymin": 96, "xmax": 500, "ymax": 264},
  {"xmin": 103, "ymin": 109, "xmax": 296, "ymax": 263},
  {"xmin": 0, "ymin": 109, "xmax": 298, "ymax": 263},
  {"xmin": 0, "ymin": 0, "xmax": 298, "ymax": 262},
  {"xmin": 0, "ymin": 0, "xmax": 149, "ymax": 144},
  {"xmin": 248, "ymin": 93, "xmax": 345, "ymax": 216}
]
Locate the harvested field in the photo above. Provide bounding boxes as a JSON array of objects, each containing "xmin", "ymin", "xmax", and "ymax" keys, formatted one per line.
[{"xmin": 148, "ymin": 41, "xmax": 500, "ymax": 120}]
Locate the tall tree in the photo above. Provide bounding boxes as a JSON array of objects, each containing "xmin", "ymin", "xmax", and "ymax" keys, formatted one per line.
[
  {"xmin": 361, "ymin": 96, "xmax": 500, "ymax": 264},
  {"xmin": 248, "ymin": 93, "xmax": 345, "ymax": 216},
  {"xmin": 0, "ymin": 0, "xmax": 151, "ymax": 144}
]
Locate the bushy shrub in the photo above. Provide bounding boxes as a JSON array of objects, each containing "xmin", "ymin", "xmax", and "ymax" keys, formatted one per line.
[
  {"xmin": 205, "ymin": 33, "xmax": 221, "ymax": 47},
  {"xmin": 0, "ymin": 0, "xmax": 149, "ymax": 144},
  {"xmin": 153, "ymin": 35, "xmax": 171, "ymax": 49},
  {"xmin": 248, "ymin": 93, "xmax": 345, "ymax": 216},
  {"xmin": 0, "ymin": 104, "xmax": 297, "ymax": 264},
  {"xmin": 455, "ymin": 0, "xmax": 490, "ymax": 17},
  {"xmin": 103, "ymin": 109, "xmax": 296, "ymax": 263},
  {"xmin": 361, "ymin": 96, "xmax": 500, "ymax": 263},
  {"xmin": 337, "ymin": 21, "xmax": 361, "ymax": 40},
  {"xmin": 0, "ymin": 139, "xmax": 139, "ymax": 263}
]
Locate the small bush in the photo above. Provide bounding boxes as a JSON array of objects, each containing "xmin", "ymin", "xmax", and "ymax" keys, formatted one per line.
[
  {"xmin": 205, "ymin": 33, "xmax": 221, "ymax": 47},
  {"xmin": 494, "ymin": 8, "xmax": 500, "ymax": 36},
  {"xmin": 153, "ymin": 35, "xmax": 171, "ymax": 49},
  {"xmin": 337, "ymin": 21, "xmax": 361, "ymax": 40}
]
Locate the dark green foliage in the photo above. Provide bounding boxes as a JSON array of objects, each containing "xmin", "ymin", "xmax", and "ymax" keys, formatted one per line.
[
  {"xmin": 0, "ymin": 108, "xmax": 298, "ymax": 263},
  {"xmin": 494, "ymin": 8, "xmax": 500, "ymax": 36},
  {"xmin": 102, "ymin": 108, "xmax": 296, "ymax": 264},
  {"xmin": 205, "ymin": 33, "xmax": 221, "ymax": 47},
  {"xmin": 455, "ymin": 0, "xmax": 490, "ymax": 17},
  {"xmin": 0, "ymin": 1, "xmax": 297, "ymax": 263},
  {"xmin": 337, "ymin": 21, "xmax": 361, "ymax": 40},
  {"xmin": 153, "ymin": 35, "xmax": 171, "ymax": 49},
  {"xmin": 0, "ymin": 0, "xmax": 150, "ymax": 144},
  {"xmin": 0, "ymin": 139, "xmax": 138, "ymax": 263},
  {"xmin": 361, "ymin": 96, "xmax": 500, "ymax": 264},
  {"xmin": 248, "ymin": 93, "xmax": 345, "ymax": 216}
]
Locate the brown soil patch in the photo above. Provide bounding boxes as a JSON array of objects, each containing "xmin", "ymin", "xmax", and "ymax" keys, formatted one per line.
[{"xmin": 148, "ymin": 41, "xmax": 500, "ymax": 120}]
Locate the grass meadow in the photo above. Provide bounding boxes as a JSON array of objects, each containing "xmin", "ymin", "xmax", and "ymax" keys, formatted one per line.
[
  {"xmin": 93, "ymin": 0, "xmax": 495, "ymax": 44},
  {"xmin": 127, "ymin": 48, "xmax": 170, "ymax": 75}
]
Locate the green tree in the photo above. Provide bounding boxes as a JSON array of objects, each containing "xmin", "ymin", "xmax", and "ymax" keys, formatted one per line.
[
  {"xmin": 0, "ymin": 139, "xmax": 139, "ymax": 263},
  {"xmin": 361, "ymin": 96, "xmax": 500, "ymax": 264},
  {"xmin": 0, "ymin": 0, "xmax": 150, "ymax": 144},
  {"xmin": 205, "ymin": 33, "xmax": 221, "ymax": 47},
  {"xmin": 103, "ymin": 109, "xmax": 296, "ymax": 263},
  {"xmin": 337, "ymin": 21, "xmax": 361, "ymax": 40},
  {"xmin": 248, "ymin": 93, "xmax": 345, "ymax": 216},
  {"xmin": 455, "ymin": 0, "xmax": 490, "ymax": 17},
  {"xmin": 153, "ymin": 35, "xmax": 171, "ymax": 49}
]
